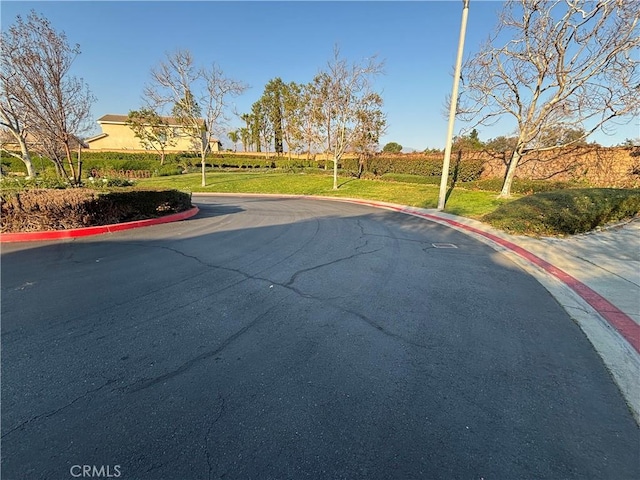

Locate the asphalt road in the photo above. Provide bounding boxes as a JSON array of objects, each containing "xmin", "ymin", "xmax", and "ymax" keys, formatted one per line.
[{"xmin": 2, "ymin": 195, "xmax": 638, "ymax": 480}]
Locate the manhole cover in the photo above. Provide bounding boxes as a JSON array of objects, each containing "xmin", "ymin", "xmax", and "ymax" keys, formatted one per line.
[{"xmin": 432, "ymin": 243, "xmax": 458, "ymax": 249}]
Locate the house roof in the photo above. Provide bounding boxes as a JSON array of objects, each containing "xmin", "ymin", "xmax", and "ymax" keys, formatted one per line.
[
  {"xmin": 97, "ymin": 114, "xmax": 206, "ymax": 127},
  {"xmin": 84, "ymin": 132, "xmax": 108, "ymax": 144}
]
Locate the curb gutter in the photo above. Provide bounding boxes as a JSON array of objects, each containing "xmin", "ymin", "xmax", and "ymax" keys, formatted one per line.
[{"xmin": 0, "ymin": 206, "xmax": 200, "ymax": 243}]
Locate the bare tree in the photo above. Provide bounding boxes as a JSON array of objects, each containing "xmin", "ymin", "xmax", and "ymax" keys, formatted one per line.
[
  {"xmin": 127, "ymin": 109, "xmax": 176, "ymax": 165},
  {"xmin": 145, "ymin": 50, "xmax": 247, "ymax": 186},
  {"xmin": 317, "ymin": 46, "xmax": 385, "ymax": 189},
  {"xmin": 200, "ymin": 63, "xmax": 247, "ymax": 174},
  {"xmin": 146, "ymin": 50, "xmax": 202, "ymax": 163},
  {"xmin": 1, "ymin": 11, "xmax": 95, "ymax": 183},
  {"xmin": 460, "ymin": 0, "xmax": 640, "ymax": 197}
]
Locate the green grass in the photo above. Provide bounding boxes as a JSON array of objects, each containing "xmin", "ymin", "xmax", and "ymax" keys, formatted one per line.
[
  {"xmin": 8, "ymin": 169, "xmax": 636, "ymax": 235},
  {"xmin": 136, "ymin": 171, "xmax": 513, "ymax": 218}
]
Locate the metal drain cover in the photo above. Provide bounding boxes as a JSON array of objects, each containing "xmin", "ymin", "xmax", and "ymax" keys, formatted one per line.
[{"xmin": 432, "ymin": 243, "xmax": 458, "ymax": 249}]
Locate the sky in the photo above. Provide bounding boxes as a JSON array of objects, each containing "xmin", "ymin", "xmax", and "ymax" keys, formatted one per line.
[{"xmin": 2, "ymin": 0, "xmax": 638, "ymax": 151}]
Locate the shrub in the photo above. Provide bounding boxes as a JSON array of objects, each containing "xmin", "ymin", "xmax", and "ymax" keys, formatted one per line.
[
  {"xmin": 1, "ymin": 188, "xmax": 192, "ymax": 233},
  {"xmin": 483, "ymin": 188, "xmax": 640, "ymax": 236},
  {"xmin": 155, "ymin": 165, "xmax": 184, "ymax": 177},
  {"xmin": 359, "ymin": 156, "xmax": 484, "ymax": 181}
]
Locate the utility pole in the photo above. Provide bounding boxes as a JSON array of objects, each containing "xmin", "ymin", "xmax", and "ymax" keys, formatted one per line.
[{"xmin": 437, "ymin": 0, "xmax": 470, "ymax": 210}]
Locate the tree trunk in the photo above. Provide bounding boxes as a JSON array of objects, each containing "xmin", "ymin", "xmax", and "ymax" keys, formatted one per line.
[
  {"xmin": 53, "ymin": 158, "xmax": 67, "ymax": 178},
  {"xmin": 160, "ymin": 150, "xmax": 165, "ymax": 166},
  {"xmin": 12, "ymin": 135, "xmax": 36, "ymax": 178},
  {"xmin": 64, "ymin": 143, "xmax": 77, "ymax": 184},
  {"xmin": 357, "ymin": 157, "xmax": 364, "ymax": 179},
  {"xmin": 499, "ymin": 148, "xmax": 523, "ymax": 198},
  {"xmin": 201, "ymin": 153, "xmax": 206, "ymax": 187},
  {"xmin": 21, "ymin": 150, "xmax": 35, "ymax": 178},
  {"xmin": 333, "ymin": 154, "xmax": 339, "ymax": 190},
  {"xmin": 77, "ymin": 149, "xmax": 82, "ymax": 184}
]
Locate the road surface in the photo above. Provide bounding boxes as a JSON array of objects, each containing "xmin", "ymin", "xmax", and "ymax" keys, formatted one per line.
[{"xmin": 2, "ymin": 195, "xmax": 638, "ymax": 479}]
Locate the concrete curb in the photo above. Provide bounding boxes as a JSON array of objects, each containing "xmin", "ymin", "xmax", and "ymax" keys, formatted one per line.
[{"xmin": 0, "ymin": 206, "xmax": 200, "ymax": 243}]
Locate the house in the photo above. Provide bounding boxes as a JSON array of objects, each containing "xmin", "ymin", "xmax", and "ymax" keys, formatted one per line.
[{"xmin": 85, "ymin": 114, "xmax": 221, "ymax": 153}]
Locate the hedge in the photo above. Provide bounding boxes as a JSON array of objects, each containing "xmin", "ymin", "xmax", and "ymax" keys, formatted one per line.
[
  {"xmin": 1, "ymin": 188, "xmax": 192, "ymax": 233},
  {"xmin": 483, "ymin": 188, "xmax": 640, "ymax": 236},
  {"xmin": 2, "ymin": 152, "xmax": 486, "ymax": 182}
]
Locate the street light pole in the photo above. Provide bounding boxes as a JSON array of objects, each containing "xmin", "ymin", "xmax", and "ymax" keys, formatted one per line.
[{"xmin": 437, "ymin": 0, "xmax": 470, "ymax": 211}]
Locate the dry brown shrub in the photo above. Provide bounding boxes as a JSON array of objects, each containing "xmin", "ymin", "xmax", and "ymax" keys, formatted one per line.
[
  {"xmin": 1, "ymin": 189, "xmax": 98, "ymax": 232},
  {"xmin": 1, "ymin": 188, "xmax": 192, "ymax": 233}
]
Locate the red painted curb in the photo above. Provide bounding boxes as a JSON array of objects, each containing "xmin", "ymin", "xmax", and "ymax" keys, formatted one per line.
[
  {"xmin": 324, "ymin": 197, "xmax": 640, "ymax": 355},
  {"xmin": 0, "ymin": 206, "xmax": 199, "ymax": 243}
]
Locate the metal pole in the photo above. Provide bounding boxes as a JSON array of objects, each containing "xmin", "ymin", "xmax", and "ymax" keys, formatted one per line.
[{"xmin": 437, "ymin": 0, "xmax": 470, "ymax": 210}]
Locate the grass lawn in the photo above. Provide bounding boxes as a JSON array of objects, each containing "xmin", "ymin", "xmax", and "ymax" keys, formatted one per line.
[{"xmin": 136, "ymin": 171, "xmax": 513, "ymax": 218}]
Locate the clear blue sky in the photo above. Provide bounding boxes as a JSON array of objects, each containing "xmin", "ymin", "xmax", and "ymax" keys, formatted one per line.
[{"xmin": 2, "ymin": 1, "xmax": 638, "ymax": 150}]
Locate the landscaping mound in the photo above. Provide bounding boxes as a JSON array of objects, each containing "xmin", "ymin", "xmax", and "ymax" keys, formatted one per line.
[
  {"xmin": 483, "ymin": 188, "xmax": 640, "ymax": 236},
  {"xmin": 1, "ymin": 188, "xmax": 192, "ymax": 233}
]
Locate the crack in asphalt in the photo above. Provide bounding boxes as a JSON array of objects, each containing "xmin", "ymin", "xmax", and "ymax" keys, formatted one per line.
[
  {"xmin": 113, "ymin": 241, "xmax": 429, "ymax": 394},
  {"xmin": 157, "ymin": 241, "xmax": 433, "ymax": 351},
  {"xmin": 284, "ymin": 248, "xmax": 383, "ymax": 288},
  {"xmin": 1, "ymin": 378, "xmax": 119, "ymax": 439},
  {"xmin": 334, "ymin": 304, "xmax": 430, "ymax": 350},
  {"xmin": 124, "ymin": 305, "xmax": 279, "ymax": 393}
]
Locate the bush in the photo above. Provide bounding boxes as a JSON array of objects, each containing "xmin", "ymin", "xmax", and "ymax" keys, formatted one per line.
[
  {"xmin": 1, "ymin": 188, "xmax": 192, "ymax": 233},
  {"xmin": 155, "ymin": 165, "xmax": 184, "ymax": 177},
  {"xmin": 483, "ymin": 188, "xmax": 640, "ymax": 236},
  {"xmin": 356, "ymin": 155, "xmax": 484, "ymax": 181},
  {"xmin": 0, "ymin": 175, "xmax": 71, "ymax": 191}
]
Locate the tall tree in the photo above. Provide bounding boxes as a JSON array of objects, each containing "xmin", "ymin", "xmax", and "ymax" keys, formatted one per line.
[
  {"xmin": 459, "ymin": 0, "xmax": 640, "ymax": 197},
  {"xmin": 1, "ymin": 10, "xmax": 95, "ymax": 182},
  {"xmin": 280, "ymin": 81, "xmax": 305, "ymax": 160},
  {"xmin": 240, "ymin": 112, "xmax": 261, "ymax": 152},
  {"xmin": 317, "ymin": 46, "xmax": 385, "ymax": 189},
  {"xmin": 127, "ymin": 109, "xmax": 176, "ymax": 165},
  {"xmin": 251, "ymin": 99, "xmax": 273, "ymax": 156},
  {"xmin": 261, "ymin": 78, "xmax": 285, "ymax": 155}
]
